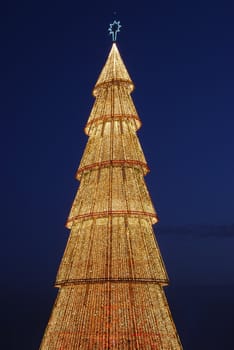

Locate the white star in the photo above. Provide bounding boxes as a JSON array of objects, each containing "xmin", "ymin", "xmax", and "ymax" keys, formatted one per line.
[{"xmin": 108, "ymin": 20, "xmax": 122, "ymax": 41}]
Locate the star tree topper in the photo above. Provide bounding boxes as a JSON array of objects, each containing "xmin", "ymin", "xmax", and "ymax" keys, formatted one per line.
[{"xmin": 108, "ymin": 20, "xmax": 122, "ymax": 42}]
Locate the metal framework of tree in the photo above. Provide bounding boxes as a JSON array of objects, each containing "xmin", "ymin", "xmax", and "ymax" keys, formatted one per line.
[{"xmin": 39, "ymin": 42, "xmax": 183, "ymax": 349}]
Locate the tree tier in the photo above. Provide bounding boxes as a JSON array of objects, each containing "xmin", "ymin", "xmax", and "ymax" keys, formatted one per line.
[
  {"xmin": 85, "ymin": 84, "xmax": 141, "ymax": 135},
  {"xmin": 92, "ymin": 43, "xmax": 134, "ymax": 97},
  {"xmin": 78, "ymin": 120, "xmax": 148, "ymax": 179},
  {"xmin": 40, "ymin": 283, "xmax": 182, "ymax": 350},
  {"xmin": 67, "ymin": 167, "xmax": 157, "ymax": 229},
  {"xmin": 57, "ymin": 217, "xmax": 167, "ymax": 285}
]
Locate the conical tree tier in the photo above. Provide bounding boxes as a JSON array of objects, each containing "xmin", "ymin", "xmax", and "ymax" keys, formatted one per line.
[
  {"xmin": 85, "ymin": 84, "xmax": 141, "ymax": 135},
  {"xmin": 39, "ymin": 42, "xmax": 183, "ymax": 349},
  {"xmin": 93, "ymin": 43, "xmax": 134, "ymax": 95},
  {"xmin": 78, "ymin": 120, "xmax": 149, "ymax": 179},
  {"xmin": 66, "ymin": 167, "xmax": 157, "ymax": 229},
  {"xmin": 40, "ymin": 283, "xmax": 181, "ymax": 349},
  {"xmin": 56, "ymin": 217, "xmax": 168, "ymax": 285}
]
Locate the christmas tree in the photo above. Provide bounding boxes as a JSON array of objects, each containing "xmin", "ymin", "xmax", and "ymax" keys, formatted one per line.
[{"xmin": 40, "ymin": 30, "xmax": 182, "ymax": 349}]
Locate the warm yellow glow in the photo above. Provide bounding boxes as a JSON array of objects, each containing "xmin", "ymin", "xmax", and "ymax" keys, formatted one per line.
[
  {"xmin": 93, "ymin": 43, "xmax": 134, "ymax": 96},
  {"xmin": 40, "ymin": 283, "xmax": 181, "ymax": 349},
  {"xmin": 39, "ymin": 43, "xmax": 183, "ymax": 349}
]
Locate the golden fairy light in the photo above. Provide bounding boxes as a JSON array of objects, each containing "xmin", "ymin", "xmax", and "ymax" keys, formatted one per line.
[{"xmin": 39, "ymin": 41, "xmax": 183, "ymax": 349}]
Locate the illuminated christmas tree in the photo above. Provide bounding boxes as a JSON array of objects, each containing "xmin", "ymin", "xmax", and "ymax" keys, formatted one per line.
[{"xmin": 40, "ymin": 23, "xmax": 183, "ymax": 349}]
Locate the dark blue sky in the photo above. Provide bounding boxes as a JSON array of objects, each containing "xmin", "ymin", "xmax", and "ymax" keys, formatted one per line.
[{"xmin": 1, "ymin": 0, "xmax": 234, "ymax": 349}]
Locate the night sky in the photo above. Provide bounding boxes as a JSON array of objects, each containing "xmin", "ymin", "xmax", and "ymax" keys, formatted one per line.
[{"xmin": 1, "ymin": 0, "xmax": 234, "ymax": 349}]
